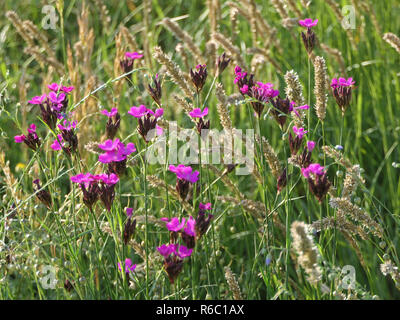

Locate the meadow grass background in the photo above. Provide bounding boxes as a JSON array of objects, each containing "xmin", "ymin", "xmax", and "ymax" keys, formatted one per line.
[{"xmin": 0, "ymin": 0, "xmax": 400, "ymax": 299}]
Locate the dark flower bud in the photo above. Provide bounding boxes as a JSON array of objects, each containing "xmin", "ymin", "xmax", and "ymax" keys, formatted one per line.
[
  {"xmin": 106, "ymin": 112, "xmax": 121, "ymax": 140},
  {"xmin": 147, "ymin": 74, "xmax": 162, "ymax": 106},
  {"xmin": 301, "ymin": 28, "xmax": 317, "ymax": 56},
  {"xmin": 190, "ymin": 64, "xmax": 208, "ymax": 93},
  {"xmin": 216, "ymin": 52, "xmax": 231, "ymax": 76},
  {"xmin": 33, "ymin": 179, "xmax": 52, "ymax": 209},
  {"xmin": 123, "ymin": 217, "xmax": 137, "ymax": 245}
]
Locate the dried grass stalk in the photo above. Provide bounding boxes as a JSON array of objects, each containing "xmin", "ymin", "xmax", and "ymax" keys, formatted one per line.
[
  {"xmin": 162, "ymin": 17, "xmax": 204, "ymax": 64},
  {"xmin": 153, "ymin": 46, "xmax": 195, "ymax": 99},
  {"xmin": 313, "ymin": 56, "xmax": 327, "ymax": 122},
  {"xmin": 291, "ymin": 221, "xmax": 322, "ymax": 285},
  {"xmin": 224, "ymin": 266, "xmax": 243, "ymax": 300}
]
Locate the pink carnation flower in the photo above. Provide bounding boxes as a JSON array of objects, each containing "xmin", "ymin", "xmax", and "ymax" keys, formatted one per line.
[
  {"xmin": 101, "ymin": 108, "xmax": 118, "ymax": 118},
  {"xmin": 189, "ymin": 107, "xmax": 208, "ymax": 118},
  {"xmin": 299, "ymin": 18, "xmax": 318, "ymax": 28},
  {"xmin": 125, "ymin": 52, "xmax": 144, "ymax": 60}
]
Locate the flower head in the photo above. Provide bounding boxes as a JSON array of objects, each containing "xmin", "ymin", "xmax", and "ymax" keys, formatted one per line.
[
  {"xmin": 118, "ymin": 258, "xmax": 136, "ymax": 274},
  {"xmin": 299, "ymin": 18, "xmax": 318, "ymax": 28},
  {"xmin": 166, "ymin": 217, "xmax": 186, "ymax": 233},
  {"xmin": 101, "ymin": 108, "xmax": 118, "ymax": 118},
  {"xmin": 189, "ymin": 107, "xmax": 209, "ymax": 118},
  {"xmin": 125, "ymin": 52, "xmax": 144, "ymax": 60},
  {"xmin": 169, "ymin": 164, "xmax": 199, "ymax": 183}
]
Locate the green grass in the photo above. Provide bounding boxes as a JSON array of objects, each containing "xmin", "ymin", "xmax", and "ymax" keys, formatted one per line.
[{"xmin": 0, "ymin": 0, "xmax": 400, "ymax": 300}]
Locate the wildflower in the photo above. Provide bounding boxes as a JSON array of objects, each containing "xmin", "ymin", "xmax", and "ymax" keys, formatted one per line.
[
  {"xmin": 199, "ymin": 202, "xmax": 212, "ymax": 211},
  {"xmin": 118, "ymin": 258, "xmax": 137, "ymax": 274},
  {"xmin": 190, "ymin": 64, "xmax": 208, "ymax": 93},
  {"xmin": 120, "ymin": 52, "xmax": 142, "ymax": 80},
  {"xmin": 189, "ymin": 107, "xmax": 209, "ymax": 118},
  {"xmin": 125, "ymin": 52, "xmax": 144, "ymax": 60},
  {"xmin": 157, "ymin": 244, "xmax": 178, "ymax": 258},
  {"xmin": 147, "ymin": 74, "xmax": 162, "ymax": 106},
  {"xmin": 302, "ymin": 163, "xmax": 331, "ymax": 202},
  {"xmin": 157, "ymin": 243, "xmax": 192, "ymax": 284},
  {"xmin": 98, "ymin": 173, "xmax": 119, "ymax": 211},
  {"xmin": 299, "ymin": 18, "xmax": 318, "ymax": 56},
  {"xmin": 48, "ymin": 91, "xmax": 67, "ymax": 112},
  {"xmin": 71, "ymin": 172, "xmax": 118, "ymax": 211},
  {"xmin": 307, "ymin": 141, "xmax": 316, "ymax": 152},
  {"xmin": 56, "ymin": 120, "xmax": 78, "ymax": 155},
  {"xmin": 166, "ymin": 217, "xmax": 186, "ymax": 233},
  {"xmin": 123, "ymin": 208, "xmax": 136, "ymax": 245},
  {"xmin": 128, "ymin": 105, "xmax": 164, "ymax": 143},
  {"xmin": 277, "ymin": 167, "xmax": 287, "ymax": 193},
  {"xmin": 216, "ymin": 52, "xmax": 231, "ymax": 76},
  {"xmin": 169, "ymin": 164, "xmax": 199, "ymax": 200},
  {"xmin": 14, "ymin": 124, "xmax": 41, "ymax": 151},
  {"xmin": 70, "ymin": 173, "xmax": 100, "ymax": 211},
  {"xmin": 33, "ymin": 179, "xmax": 52, "ymax": 209},
  {"xmin": 290, "ymin": 103, "xmax": 310, "ymax": 118},
  {"xmin": 299, "ymin": 18, "xmax": 318, "ymax": 28},
  {"xmin": 28, "ymin": 94, "xmax": 58, "ymax": 130},
  {"xmin": 331, "ymin": 77, "xmax": 355, "ymax": 115},
  {"xmin": 102, "ymin": 108, "xmax": 120, "ymax": 140},
  {"xmin": 270, "ymin": 96, "xmax": 291, "ymax": 128},
  {"xmin": 181, "ymin": 216, "xmax": 196, "ymax": 249},
  {"xmin": 195, "ymin": 203, "xmax": 213, "ymax": 239},
  {"xmin": 101, "ymin": 108, "xmax": 118, "ymax": 118},
  {"xmin": 98, "ymin": 138, "xmax": 136, "ymax": 175},
  {"xmin": 189, "ymin": 107, "xmax": 210, "ymax": 134},
  {"xmin": 289, "ymin": 126, "xmax": 307, "ymax": 155}
]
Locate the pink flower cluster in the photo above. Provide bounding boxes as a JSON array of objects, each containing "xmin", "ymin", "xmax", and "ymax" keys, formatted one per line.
[
  {"xmin": 301, "ymin": 163, "xmax": 326, "ymax": 178},
  {"xmin": 161, "ymin": 216, "xmax": 196, "ymax": 237},
  {"xmin": 331, "ymin": 77, "xmax": 355, "ymax": 89},
  {"xmin": 14, "ymin": 124, "xmax": 37, "ymax": 143},
  {"xmin": 128, "ymin": 105, "xmax": 164, "ymax": 119},
  {"xmin": 70, "ymin": 172, "xmax": 119, "ymax": 187},
  {"xmin": 98, "ymin": 138, "xmax": 136, "ymax": 163},
  {"xmin": 157, "ymin": 243, "xmax": 193, "ymax": 259}
]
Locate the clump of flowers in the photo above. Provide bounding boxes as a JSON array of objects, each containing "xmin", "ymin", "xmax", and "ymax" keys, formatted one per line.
[
  {"xmin": 102, "ymin": 108, "xmax": 121, "ymax": 140},
  {"xmin": 28, "ymin": 84, "xmax": 74, "ymax": 130},
  {"xmin": 299, "ymin": 18, "xmax": 318, "ymax": 56},
  {"xmin": 70, "ymin": 172, "xmax": 119, "ymax": 211},
  {"xmin": 161, "ymin": 216, "xmax": 196, "ymax": 249},
  {"xmin": 169, "ymin": 164, "xmax": 200, "ymax": 200},
  {"xmin": 331, "ymin": 77, "xmax": 355, "ymax": 115},
  {"xmin": 51, "ymin": 120, "xmax": 79, "ymax": 155},
  {"xmin": 190, "ymin": 64, "xmax": 208, "ymax": 93},
  {"xmin": 98, "ymin": 138, "xmax": 136, "ymax": 175},
  {"xmin": 128, "ymin": 105, "xmax": 164, "ymax": 143},
  {"xmin": 14, "ymin": 124, "xmax": 41, "ymax": 151},
  {"xmin": 157, "ymin": 243, "xmax": 193, "ymax": 284},
  {"xmin": 234, "ymin": 66, "xmax": 279, "ymax": 117},
  {"xmin": 301, "ymin": 163, "xmax": 331, "ymax": 203},
  {"xmin": 189, "ymin": 107, "xmax": 210, "ymax": 134}
]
